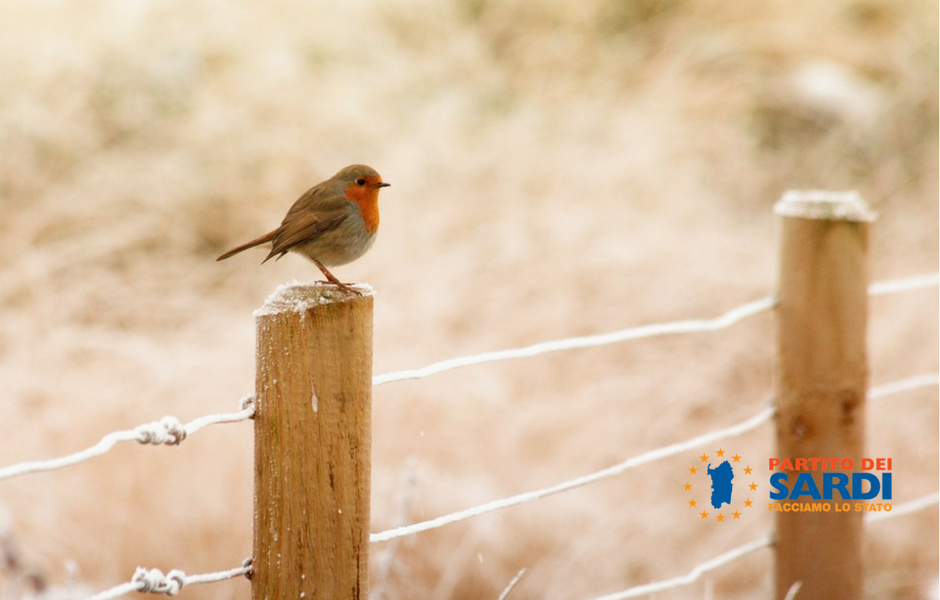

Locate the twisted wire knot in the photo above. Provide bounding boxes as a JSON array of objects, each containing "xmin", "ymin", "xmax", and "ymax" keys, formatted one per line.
[
  {"xmin": 132, "ymin": 567, "xmax": 186, "ymax": 595},
  {"xmin": 135, "ymin": 417, "xmax": 187, "ymax": 446}
]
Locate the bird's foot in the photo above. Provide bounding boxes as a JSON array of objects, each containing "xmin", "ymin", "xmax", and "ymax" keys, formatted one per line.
[
  {"xmin": 312, "ymin": 259, "xmax": 364, "ymax": 296},
  {"xmin": 318, "ymin": 278, "xmax": 363, "ymax": 296}
]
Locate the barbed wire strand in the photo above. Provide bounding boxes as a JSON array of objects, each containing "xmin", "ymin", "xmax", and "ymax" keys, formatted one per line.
[
  {"xmin": 373, "ymin": 271, "xmax": 938, "ymax": 387},
  {"xmin": 584, "ymin": 491, "xmax": 938, "ymax": 600},
  {"xmin": 9, "ymin": 369, "xmax": 924, "ymax": 490},
  {"xmin": 0, "ymin": 396, "xmax": 255, "ymax": 483},
  {"xmin": 496, "ymin": 568, "xmax": 527, "ymax": 600},
  {"xmin": 370, "ymin": 405, "xmax": 775, "ymax": 543},
  {"xmin": 371, "ymin": 374, "xmax": 938, "ymax": 543},
  {"xmin": 868, "ymin": 272, "xmax": 939, "ymax": 296},
  {"xmin": 867, "ymin": 492, "xmax": 939, "ymax": 524},
  {"xmin": 868, "ymin": 373, "xmax": 940, "ymax": 400},
  {"xmin": 586, "ymin": 535, "xmax": 774, "ymax": 600},
  {"xmin": 372, "ymin": 296, "xmax": 776, "ymax": 386},
  {"xmin": 89, "ymin": 559, "xmax": 252, "ymax": 600},
  {"xmin": 783, "ymin": 581, "xmax": 804, "ymax": 600},
  {"xmin": 372, "ymin": 460, "xmax": 419, "ymax": 600}
]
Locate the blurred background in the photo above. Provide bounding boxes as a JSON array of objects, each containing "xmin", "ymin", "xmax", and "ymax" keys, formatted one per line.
[{"xmin": 0, "ymin": 0, "xmax": 937, "ymax": 598}]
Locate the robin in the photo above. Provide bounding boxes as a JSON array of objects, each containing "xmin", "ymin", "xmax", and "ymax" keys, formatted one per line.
[{"xmin": 217, "ymin": 164, "xmax": 389, "ymax": 294}]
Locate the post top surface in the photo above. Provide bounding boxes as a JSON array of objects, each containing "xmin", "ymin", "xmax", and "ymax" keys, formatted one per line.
[
  {"xmin": 774, "ymin": 190, "xmax": 876, "ymax": 222},
  {"xmin": 254, "ymin": 281, "xmax": 374, "ymax": 317}
]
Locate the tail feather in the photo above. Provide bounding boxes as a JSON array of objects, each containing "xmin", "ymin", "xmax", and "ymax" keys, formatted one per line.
[{"xmin": 216, "ymin": 230, "xmax": 277, "ymax": 261}]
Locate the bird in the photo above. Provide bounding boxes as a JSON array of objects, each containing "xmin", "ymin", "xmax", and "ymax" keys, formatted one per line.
[{"xmin": 216, "ymin": 164, "xmax": 389, "ymax": 295}]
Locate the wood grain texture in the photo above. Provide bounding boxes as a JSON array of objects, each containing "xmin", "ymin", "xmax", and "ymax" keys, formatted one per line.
[
  {"xmin": 772, "ymin": 192, "xmax": 873, "ymax": 600},
  {"xmin": 253, "ymin": 284, "xmax": 373, "ymax": 600}
]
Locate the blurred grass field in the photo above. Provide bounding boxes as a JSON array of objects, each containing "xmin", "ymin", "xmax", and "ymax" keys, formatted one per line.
[{"xmin": 0, "ymin": 0, "xmax": 937, "ymax": 598}]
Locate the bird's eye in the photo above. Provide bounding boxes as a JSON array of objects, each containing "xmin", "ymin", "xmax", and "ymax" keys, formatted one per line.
[{"xmin": 356, "ymin": 178, "xmax": 366, "ymax": 186}]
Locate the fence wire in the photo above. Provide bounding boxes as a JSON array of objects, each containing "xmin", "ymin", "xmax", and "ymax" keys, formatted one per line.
[
  {"xmin": 373, "ymin": 271, "xmax": 937, "ymax": 387},
  {"xmin": 587, "ymin": 535, "xmax": 774, "ymax": 600},
  {"xmin": 585, "ymin": 491, "xmax": 939, "ymax": 600},
  {"xmin": 868, "ymin": 271, "xmax": 940, "ymax": 296},
  {"xmin": 0, "ymin": 396, "xmax": 255, "ymax": 483},
  {"xmin": 372, "ymin": 296, "xmax": 775, "ymax": 386},
  {"xmin": 371, "ymin": 373, "xmax": 938, "ymax": 543},
  {"xmin": 370, "ymin": 405, "xmax": 775, "ymax": 543},
  {"xmin": 88, "ymin": 559, "xmax": 252, "ymax": 600},
  {"xmin": 866, "ymin": 491, "xmax": 940, "ymax": 523}
]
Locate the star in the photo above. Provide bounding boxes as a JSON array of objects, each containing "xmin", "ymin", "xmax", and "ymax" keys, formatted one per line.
[
  {"xmin": 716, "ymin": 513, "xmax": 725, "ymax": 522},
  {"xmin": 732, "ymin": 510, "xmax": 742, "ymax": 519},
  {"xmin": 700, "ymin": 453, "xmax": 709, "ymax": 462},
  {"xmin": 688, "ymin": 499, "xmax": 697, "ymax": 508},
  {"xmin": 743, "ymin": 465, "xmax": 753, "ymax": 475},
  {"xmin": 749, "ymin": 482, "xmax": 758, "ymax": 491},
  {"xmin": 700, "ymin": 510, "xmax": 709, "ymax": 519},
  {"xmin": 732, "ymin": 454, "xmax": 741, "ymax": 462},
  {"xmin": 683, "ymin": 482, "xmax": 693, "ymax": 491},
  {"xmin": 715, "ymin": 448, "xmax": 726, "ymax": 457},
  {"xmin": 689, "ymin": 466, "xmax": 698, "ymax": 475},
  {"xmin": 744, "ymin": 499, "xmax": 753, "ymax": 508}
]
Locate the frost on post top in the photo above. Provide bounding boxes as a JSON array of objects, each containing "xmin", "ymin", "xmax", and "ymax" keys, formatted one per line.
[
  {"xmin": 253, "ymin": 281, "xmax": 374, "ymax": 317},
  {"xmin": 774, "ymin": 190, "xmax": 876, "ymax": 222}
]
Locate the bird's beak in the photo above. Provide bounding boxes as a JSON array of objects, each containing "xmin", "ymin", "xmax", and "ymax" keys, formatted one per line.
[{"xmin": 375, "ymin": 182, "xmax": 391, "ymax": 188}]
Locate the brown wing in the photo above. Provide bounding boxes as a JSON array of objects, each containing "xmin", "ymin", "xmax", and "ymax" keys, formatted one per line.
[{"xmin": 262, "ymin": 184, "xmax": 351, "ymax": 263}]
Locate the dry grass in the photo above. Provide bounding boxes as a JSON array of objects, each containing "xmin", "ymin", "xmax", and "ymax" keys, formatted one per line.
[{"xmin": 0, "ymin": 0, "xmax": 937, "ymax": 598}]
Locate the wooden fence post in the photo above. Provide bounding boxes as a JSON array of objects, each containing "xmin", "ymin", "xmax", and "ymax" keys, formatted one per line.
[
  {"xmin": 773, "ymin": 191, "xmax": 875, "ymax": 600},
  {"xmin": 252, "ymin": 283, "xmax": 374, "ymax": 600}
]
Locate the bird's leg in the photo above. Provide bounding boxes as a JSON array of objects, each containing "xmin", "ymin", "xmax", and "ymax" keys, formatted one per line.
[{"xmin": 313, "ymin": 258, "xmax": 362, "ymax": 296}]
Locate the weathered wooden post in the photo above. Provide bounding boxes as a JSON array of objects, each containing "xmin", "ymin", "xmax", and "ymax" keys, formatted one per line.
[
  {"xmin": 773, "ymin": 191, "xmax": 875, "ymax": 600},
  {"xmin": 253, "ymin": 283, "xmax": 373, "ymax": 600}
]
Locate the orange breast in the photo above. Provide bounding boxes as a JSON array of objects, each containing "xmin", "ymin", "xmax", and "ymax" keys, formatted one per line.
[{"xmin": 344, "ymin": 182, "xmax": 382, "ymax": 233}]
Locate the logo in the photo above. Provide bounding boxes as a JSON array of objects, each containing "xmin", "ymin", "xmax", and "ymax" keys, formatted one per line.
[
  {"xmin": 767, "ymin": 457, "xmax": 894, "ymax": 513},
  {"xmin": 683, "ymin": 448, "xmax": 756, "ymax": 522}
]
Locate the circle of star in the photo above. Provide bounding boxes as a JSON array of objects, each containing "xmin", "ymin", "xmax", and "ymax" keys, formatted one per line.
[{"xmin": 685, "ymin": 448, "xmax": 757, "ymax": 523}]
